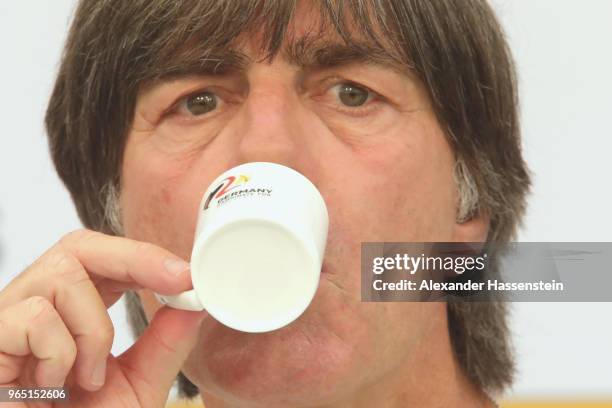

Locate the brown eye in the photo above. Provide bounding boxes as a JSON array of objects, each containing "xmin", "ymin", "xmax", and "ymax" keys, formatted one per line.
[
  {"xmin": 186, "ymin": 92, "xmax": 217, "ymax": 115},
  {"xmin": 337, "ymin": 84, "xmax": 370, "ymax": 107}
]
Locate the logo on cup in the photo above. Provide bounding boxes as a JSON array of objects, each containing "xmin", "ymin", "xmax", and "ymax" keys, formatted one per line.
[
  {"xmin": 203, "ymin": 174, "xmax": 273, "ymax": 210},
  {"xmin": 204, "ymin": 174, "xmax": 250, "ymax": 210}
]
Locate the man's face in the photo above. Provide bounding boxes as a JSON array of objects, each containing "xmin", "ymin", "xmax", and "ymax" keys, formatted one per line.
[{"xmin": 120, "ymin": 4, "xmax": 486, "ymax": 406}]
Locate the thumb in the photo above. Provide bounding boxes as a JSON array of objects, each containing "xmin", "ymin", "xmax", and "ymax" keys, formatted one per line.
[{"xmin": 118, "ymin": 307, "xmax": 206, "ymax": 403}]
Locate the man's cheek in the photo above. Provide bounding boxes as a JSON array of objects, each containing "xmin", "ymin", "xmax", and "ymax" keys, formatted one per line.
[{"xmin": 122, "ymin": 186, "xmax": 196, "ymax": 259}]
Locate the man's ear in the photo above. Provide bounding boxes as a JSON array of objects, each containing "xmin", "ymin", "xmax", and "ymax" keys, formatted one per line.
[{"xmin": 451, "ymin": 210, "xmax": 490, "ymax": 242}]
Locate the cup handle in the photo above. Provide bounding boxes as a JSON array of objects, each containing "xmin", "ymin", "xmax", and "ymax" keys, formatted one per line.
[{"xmin": 154, "ymin": 290, "xmax": 205, "ymax": 311}]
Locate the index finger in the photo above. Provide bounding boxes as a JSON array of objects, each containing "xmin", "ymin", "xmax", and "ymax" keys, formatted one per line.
[{"xmin": 57, "ymin": 229, "xmax": 193, "ymax": 295}]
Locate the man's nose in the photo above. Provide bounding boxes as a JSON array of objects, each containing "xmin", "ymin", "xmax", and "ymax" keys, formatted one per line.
[{"xmin": 232, "ymin": 81, "xmax": 307, "ymax": 167}]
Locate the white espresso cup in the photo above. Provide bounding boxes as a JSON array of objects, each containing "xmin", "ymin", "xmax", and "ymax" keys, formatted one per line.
[{"xmin": 156, "ymin": 162, "xmax": 328, "ymax": 333}]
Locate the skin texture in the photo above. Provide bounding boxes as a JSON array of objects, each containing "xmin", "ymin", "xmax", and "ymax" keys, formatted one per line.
[{"xmin": 122, "ymin": 5, "xmax": 493, "ymax": 408}]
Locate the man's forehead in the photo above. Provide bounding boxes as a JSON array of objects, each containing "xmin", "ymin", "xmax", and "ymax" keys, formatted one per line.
[
  {"xmin": 239, "ymin": 0, "xmax": 403, "ymax": 66},
  {"xmin": 150, "ymin": 22, "xmax": 407, "ymax": 82},
  {"xmin": 134, "ymin": 0, "xmax": 414, "ymax": 88},
  {"xmin": 241, "ymin": 26, "xmax": 403, "ymax": 68}
]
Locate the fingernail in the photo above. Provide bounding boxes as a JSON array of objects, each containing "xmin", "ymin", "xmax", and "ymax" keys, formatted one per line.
[
  {"xmin": 91, "ymin": 360, "xmax": 107, "ymax": 387},
  {"xmin": 164, "ymin": 258, "xmax": 190, "ymax": 277}
]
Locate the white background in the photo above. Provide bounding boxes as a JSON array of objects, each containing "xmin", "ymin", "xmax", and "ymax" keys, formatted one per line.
[{"xmin": 1, "ymin": 0, "xmax": 611, "ymax": 399}]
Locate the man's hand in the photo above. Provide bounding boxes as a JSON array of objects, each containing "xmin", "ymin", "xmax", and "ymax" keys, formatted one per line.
[{"xmin": 0, "ymin": 229, "xmax": 206, "ymax": 407}]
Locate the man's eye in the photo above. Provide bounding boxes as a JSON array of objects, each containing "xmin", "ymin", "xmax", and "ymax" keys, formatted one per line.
[
  {"xmin": 336, "ymin": 83, "xmax": 371, "ymax": 107},
  {"xmin": 185, "ymin": 91, "xmax": 218, "ymax": 115}
]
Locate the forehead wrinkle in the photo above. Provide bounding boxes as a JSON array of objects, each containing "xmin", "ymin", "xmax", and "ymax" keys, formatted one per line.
[{"xmin": 281, "ymin": 36, "xmax": 409, "ymax": 73}]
